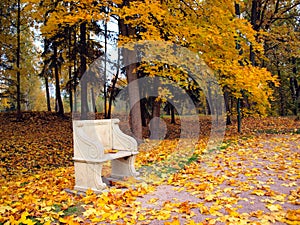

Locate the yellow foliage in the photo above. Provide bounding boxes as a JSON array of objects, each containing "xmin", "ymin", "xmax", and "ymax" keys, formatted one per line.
[{"xmin": 118, "ymin": 0, "xmax": 277, "ymax": 116}]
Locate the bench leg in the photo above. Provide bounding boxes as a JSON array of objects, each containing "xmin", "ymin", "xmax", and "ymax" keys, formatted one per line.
[
  {"xmin": 74, "ymin": 161, "xmax": 107, "ymax": 193},
  {"xmin": 111, "ymin": 155, "xmax": 139, "ymax": 179}
]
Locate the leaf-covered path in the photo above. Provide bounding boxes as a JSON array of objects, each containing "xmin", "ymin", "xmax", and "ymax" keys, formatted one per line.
[
  {"xmin": 135, "ymin": 134, "xmax": 300, "ymax": 224},
  {"xmin": 0, "ymin": 113, "xmax": 299, "ymax": 224}
]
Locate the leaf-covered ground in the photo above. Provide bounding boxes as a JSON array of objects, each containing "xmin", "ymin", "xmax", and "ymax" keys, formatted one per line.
[{"xmin": 0, "ymin": 112, "xmax": 299, "ymax": 224}]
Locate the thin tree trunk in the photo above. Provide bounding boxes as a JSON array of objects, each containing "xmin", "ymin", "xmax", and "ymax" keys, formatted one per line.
[
  {"xmin": 235, "ymin": 2, "xmax": 242, "ymax": 132},
  {"xmin": 54, "ymin": 43, "xmax": 64, "ymax": 116},
  {"xmin": 140, "ymin": 99, "xmax": 148, "ymax": 127},
  {"xmin": 277, "ymin": 67, "xmax": 285, "ymax": 116},
  {"xmin": 207, "ymin": 84, "xmax": 214, "ymax": 115},
  {"xmin": 224, "ymin": 88, "xmax": 232, "ymax": 125},
  {"xmin": 170, "ymin": 104, "xmax": 175, "ymax": 124},
  {"xmin": 250, "ymin": 0, "xmax": 258, "ymax": 65},
  {"xmin": 290, "ymin": 57, "xmax": 300, "ymax": 117},
  {"xmin": 150, "ymin": 78, "xmax": 161, "ymax": 140},
  {"xmin": 43, "ymin": 38, "xmax": 51, "ymax": 112},
  {"xmin": 80, "ymin": 22, "xmax": 88, "ymax": 119},
  {"xmin": 91, "ymin": 87, "xmax": 97, "ymax": 112},
  {"xmin": 68, "ymin": 26, "xmax": 73, "ymax": 112},
  {"xmin": 290, "ymin": 76, "xmax": 297, "ymax": 116},
  {"xmin": 150, "ymin": 98, "xmax": 161, "ymax": 139},
  {"xmin": 237, "ymin": 98, "xmax": 241, "ymax": 132},
  {"xmin": 108, "ymin": 49, "xmax": 120, "ymax": 119},
  {"xmin": 45, "ymin": 76, "xmax": 51, "ymax": 112},
  {"xmin": 107, "ymin": 75, "xmax": 118, "ymax": 119},
  {"xmin": 73, "ymin": 28, "xmax": 78, "ymax": 112},
  {"xmin": 104, "ymin": 19, "xmax": 108, "ymax": 118},
  {"xmin": 16, "ymin": 0, "xmax": 22, "ymax": 121}
]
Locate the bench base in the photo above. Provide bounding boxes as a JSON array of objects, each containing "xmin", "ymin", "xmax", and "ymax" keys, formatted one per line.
[{"xmin": 73, "ymin": 154, "xmax": 139, "ymax": 193}]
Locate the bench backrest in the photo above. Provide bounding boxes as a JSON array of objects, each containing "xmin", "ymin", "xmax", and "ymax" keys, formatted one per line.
[{"xmin": 73, "ymin": 119, "xmax": 137, "ymax": 161}]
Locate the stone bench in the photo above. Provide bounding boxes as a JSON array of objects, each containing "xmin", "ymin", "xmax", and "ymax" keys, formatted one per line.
[{"xmin": 73, "ymin": 119, "xmax": 139, "ymax": 193}]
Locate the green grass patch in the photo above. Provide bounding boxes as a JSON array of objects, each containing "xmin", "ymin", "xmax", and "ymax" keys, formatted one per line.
[
  {"xmin": 64, "ymin": 205, "xmax": 85, "ymax": 216},
  {"xmin": 139, "ymin": 150, "xmax": 201, "ymax": 179},
  {"xmin": 255, "ymin": 128, "xmax": 300, "ymax": 134}
]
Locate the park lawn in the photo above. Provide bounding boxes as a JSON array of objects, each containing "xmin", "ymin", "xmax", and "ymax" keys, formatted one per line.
[{"xmin": 0, "ymin": 112, "xmax": 299, "ymax": 224}]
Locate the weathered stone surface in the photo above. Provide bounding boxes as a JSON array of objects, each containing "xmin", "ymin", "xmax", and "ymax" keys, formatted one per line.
[{"xmin": 73, "ymin": 119, "xmax": 139, "ymax": 193}]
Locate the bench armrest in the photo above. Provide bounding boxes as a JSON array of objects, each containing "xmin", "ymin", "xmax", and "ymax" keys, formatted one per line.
[
  {"xmin": 111, "ymin": 119, "xmax": 138, "ymax": 152},
  {"xmin": 73, "ymin": 121, "xmax": 104, "ymax": 160}
]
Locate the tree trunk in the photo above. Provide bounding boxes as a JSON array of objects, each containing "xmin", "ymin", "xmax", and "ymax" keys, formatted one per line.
[
  {"xmin": 45, "ymin": 76, "xmax": 51, "ymax": 112},
  {"xmin": 126, "ymin": 63, "xmax": 143, "ymax": 141},
  {"xmin": 170, "ymin": 104, "xmax": 176, "ymax": 124},
  {"xmin": 249, "ymin": 0, "xmax": 259, "ymax": 66},
  {"xmin": 16, "ymin": 0, "xmax": 22, "ymax": 121},
  {"xmin": 150, "ymin": 78, "xmax": 161, "ymax": 140},
  {"xmin": 290, "ymin": 57, "xmax": 300, "ymax": 117},
  {"xmin": 119, "ymin": 16, "xmax": 143, "ymax": 142},
  {"xmin": 140, "ymin": 99, "xmax": 148, "ymax": 127},
  {"xmin": 224, "ymin": 88, "xmax": 232, "ymax": 125},
  {"xmin": 206, "ymin": 83, "xmax": 214, "ymax": 115},
  {"xmin": 277, "ymin": 68, "xmax": 286, "ymax": 116},
  {"xmin": 237, "ymin": 98, "xmax": 241, "ymax": 133},
  {"xmin": 108, "ymin": 49, "xmax": 120, "ymax": 119},
  {"xmin": 73, "ymin": 28, "xmax": 78, "ymax": 112},
  {"xmin": 80, "ymin": 22, "xmax": 88, "ymax": 119},
  {"xmin": 91, "ymin": 87, "xmax": 97, "ymax": 112},
  {"xmin": 235, "ymin": 2, "xmax": 242, "ymax": 132},
  {"xmin": 290, "ymin": 76, "xmax": 297, "ymax": 116},
  {"xmin": 53, "ymin": 42, "xmax": 64, "ymax": 116},
  {"xmin": 104, "ymin": 20, "xmax": 108, "ymax": 118},
  {"xmin": 68, "ymin": 26, "xmax": 73, "ymax": 113},
  {"xmin": 107, "ymin": 75, "xmax": 117, "ymax": 119},
  {"xmin": 150, "ymin": 98, "xmax": 161, "ymax": 140}
]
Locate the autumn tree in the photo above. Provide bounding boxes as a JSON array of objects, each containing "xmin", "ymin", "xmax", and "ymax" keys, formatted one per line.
[
  {"xmin": 0, "ymin": 0, "xmax": 41, "ymax": 114},
  {"xmin": 117, "ymin": 0, "xmax": 277, "ymax": 135},
  {"xmin": 0, "ymin": 0, "xmax": 14, "ymax": 110},
  {"xmin": 28, "ymin": 0, "xmax": 106, "ymax": 117},
  {"xmin": 241, "ymin": 0, "xmax": 300, "ymax": 116},
  {"xmin": 118, "ymin": 1, "xmax": 143, "ymax": 141}
]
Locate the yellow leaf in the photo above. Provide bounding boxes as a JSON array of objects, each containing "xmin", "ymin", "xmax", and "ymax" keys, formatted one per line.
[
  {"xmin": 225, "ymin": 207, "xmax": 239, "ymax": 217},
  {"xmin": 157, "ymin": 210, "xmax": 171, "ymax": 220},
  {"xmin": 17, "ymin": 212, "xmax": 36, "ymax": 225},
  {"xmin": 261, "ymin": 198, "xmax": 276, "ymax": 204},
  {"xmin": 148, "ymin": 198, "xmax": 159, "ymax": 204},
  {"xmin": 82, "ymin": 208, "xmax": 97, "ymax": 218},
  {"xmin": 251, "ymin": 190, "xmax": 265, "ymax": 196},
  {"xmin": 109, "ymin": 211, "xmax": 120, "ymax": 221},
  {"xmin": 59, "ymin": 216, "xmax": 80, "ymax": 225},
  {"xmin": 271, "ymin": 195, "xmax": 285, "ymax": 202},
  {"xmin": 286, "ymin": 209, "xmax": 300, "ymax": 221},
  {"xmin": 197, "ymin": 183, "xmax": 208, "ymax": 191},
  {"xmin": 164, "ymin": 217, "xmax": 180, "ymax": 225},
  {"xmin": 205, "ymin": 194, "xmax": 215, "ymax": 201},
  {"xmin": 199, "ymin": 205, "xmax": 209, "ymax": 214},
  {"xmin": 265, "ymin": 204, "xmax": 282, "ymax": 212},
  {"xmin": 138, "ymin": 214, "xmax": 147, "ymax": 221},
  {"xmin": 281, "ymin": 182, "xmax": 297, "ymax": 187},
  {"xmin": 250, "ymin": 210, "xmax": 264, "ymax": 218},
  {"xmin": 0, "ymin": 206, "xmax": 13, "ymax": 214}
]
